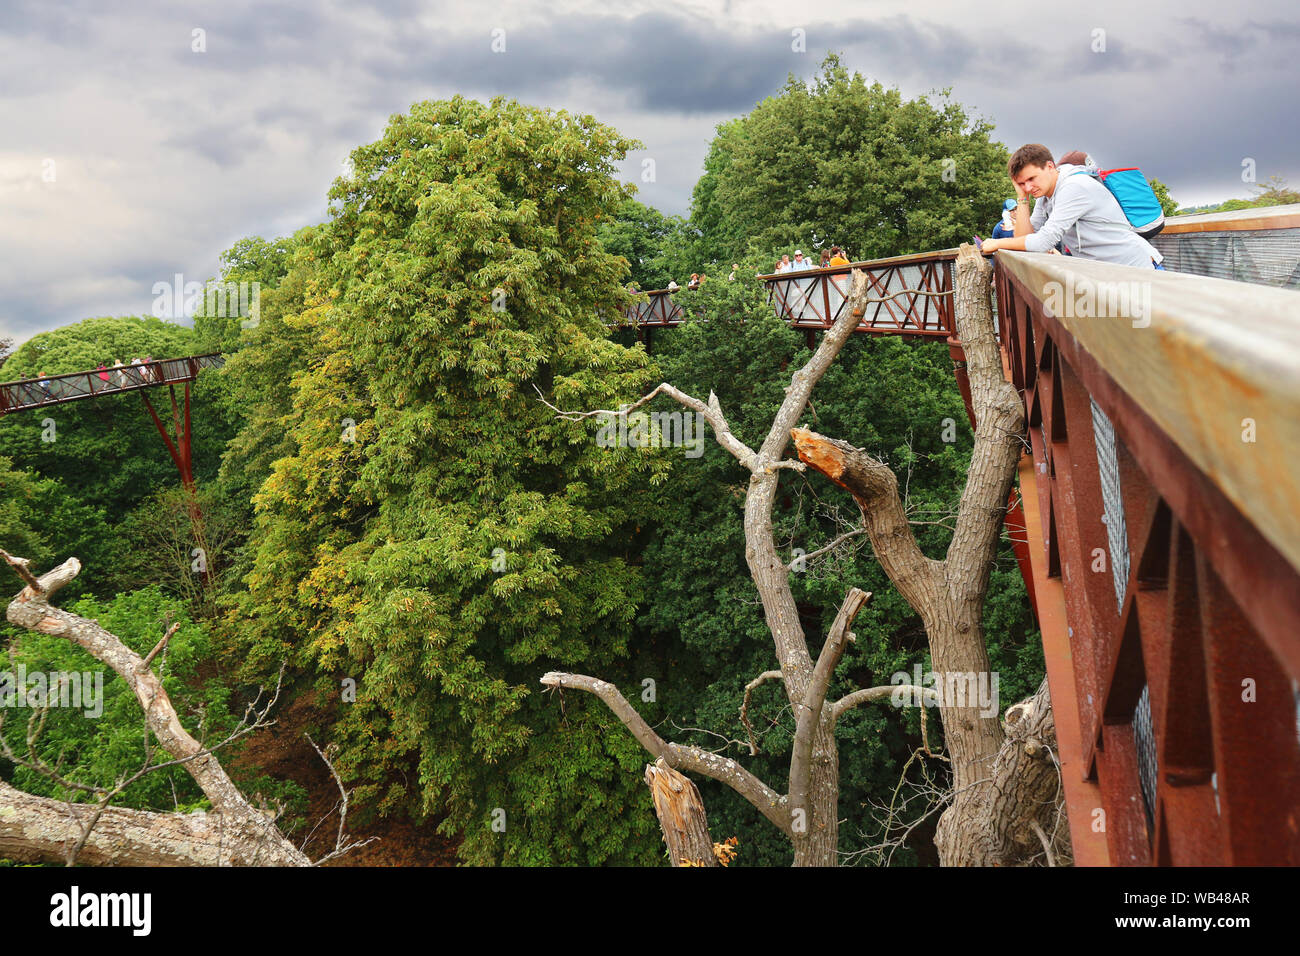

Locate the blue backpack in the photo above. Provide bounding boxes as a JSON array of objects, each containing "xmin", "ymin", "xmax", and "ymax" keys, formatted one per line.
[{"xmin": 1074, "ymin": 167, "xmax": 1165, "ymax": 238}]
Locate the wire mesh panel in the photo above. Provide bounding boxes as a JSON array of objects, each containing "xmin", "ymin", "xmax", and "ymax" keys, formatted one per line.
[
  {"xmin": 1092, "ymin": 401, "xmax": 1131, "ymax": 611},
  {"xmin": 1151, "ymin": 228, "xmax": 1300, "ymax": 289},
  {"xmin": 1134, "ymin": 684, "xmax": 1158, "ymax": 836},
  {"xmin": 1295, "ymin": 678, "xmax": 1300, "ymax": 745}
]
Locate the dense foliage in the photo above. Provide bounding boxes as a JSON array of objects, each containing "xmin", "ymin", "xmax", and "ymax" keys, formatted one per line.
[
  {"xmin": 1, "ymin": 587, "xmax": 304, "ymax": 817},
  {"xmin": 691, "ymin": 54, "xmax": 1009, "ymax": 265},
  {"xmin": 227, "ymin": 95, "xmax": 680, "ymax": 865}
]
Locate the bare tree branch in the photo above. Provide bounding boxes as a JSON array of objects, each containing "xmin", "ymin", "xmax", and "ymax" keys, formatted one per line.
[
  {"xmin": 140, "ymin": 621, "xmax": 181, "ymax": 671},
  {"xmin": 540, "ymin": 671, "xmax": 790, "ymax": 833},
  {"xmin": 534, "ymin": 382, "xmax": 759, "ymax": 470},
  {"xmin": 789, "ymin": 588, "xmax": 870, "ymax": 818},
  {"xmin": 306, "ymin": 734, "xmax": 379, "ymax": 865},
  {"xmin": 3, "ymin": 554, "xmax": 310, "ymax": 866},
  {"xmin": 791, "ymin": 428, "xmax": 942, "ymax": 614},
  {"xmin": 739, "ymin": 670, "xmax": 784, "ymax": 755},
  {"xmin": 0, "ymin": 549, "xmax": 41, "ymax": 593},
  {"xmin": 829, "ymin": 685, "xmax": 936, "ymax": 724},
  {"xmin": 787, "ymin": 527, "xmax": 867, "ymax": 570}
]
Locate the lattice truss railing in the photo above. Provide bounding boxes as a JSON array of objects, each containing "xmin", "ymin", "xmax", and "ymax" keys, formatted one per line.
[{"xmin": 996, "ymin": 252, "xmax": 1300, "ymax": 866}]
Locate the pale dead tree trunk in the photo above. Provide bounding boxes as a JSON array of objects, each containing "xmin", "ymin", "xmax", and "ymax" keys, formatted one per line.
[
  {"xmin": 792, "ymin": 244, "xmax": 1068, "ymax": 866},
  {"xmin": 644, "ymin": 759, "xmax": 717, "ymax": 867},
  {"xmin": 1, "ymin": 552, "xmax": 312, "ymax": 866},
  {"xmin": 541, "ymin": 251, "xmax": 1068, "ymax": 864},
  {"xmin": 538, "ymin": 272, "xmax": 936, "ymax": 867}
]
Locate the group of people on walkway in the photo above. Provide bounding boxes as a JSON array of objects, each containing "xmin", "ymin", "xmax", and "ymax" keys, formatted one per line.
[
  {"xmin": 773, "ymin": 246, "xmax": 851, "ymax": 274},
  {"xmin": 97, "ymin": 357, "xmax": 162, "ymax": 390},
  {"xmin": 665, "ymin": 272, "xmax": 710, "ymax": 292},
  {"xmin": 632, "ymin": 143, "xmax": 1165, "ymax": 320},
  {"xmin": 2, "ymin": 357, "xmax": 162, "ymax": 410}
]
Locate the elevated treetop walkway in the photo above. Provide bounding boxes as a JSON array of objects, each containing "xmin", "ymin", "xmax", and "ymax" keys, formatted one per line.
[
  {"xmin": 622, "ymin": 249, "xmax": 959, "ymax": 338},
  {"xmin": 623, "ymin": 217, "xmax": 1300, "ymax": 866},
  {"xmin": 994, "ymin": 251, "xmax": 1300, "ymax": 866},
  {"xmin": 0, "ymin": 353, "xmax": 224, "ymax": 415},
  {"xmin": 0, "ymin": 353, "xmax": 225, "ymax": 490},
  {"xmin": 620, "ymin": 204, "xmax": 1300, "ymax": 336}
]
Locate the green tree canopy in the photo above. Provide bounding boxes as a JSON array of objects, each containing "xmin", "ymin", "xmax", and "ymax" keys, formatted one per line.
[
  {"xmin": 233, "ymin": 95, "xmax": 677, "ymax": 864},
  {"xmin": 1149, "ymin": 177, "xmax": 1179, "ymax": 218},
  {"xmin": 0, "ymin": 317, "xmax": 239, "ymax": 580},
  {"xmin": 0, "ymin": 456, "xmax": 114, "ymax": 601},
  {"xmin": 691, "ymin": 54, "xmax": 1010, "ymax": 264},
  {"xmin": 193, "ymin": 233, "xmax": 300, "ymax": 355}
]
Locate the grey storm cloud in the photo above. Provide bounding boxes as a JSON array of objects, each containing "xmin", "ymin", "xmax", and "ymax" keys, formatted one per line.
[{"xmin": 1, "ymin": 0, "xmax": 1297, "ymax": 348}]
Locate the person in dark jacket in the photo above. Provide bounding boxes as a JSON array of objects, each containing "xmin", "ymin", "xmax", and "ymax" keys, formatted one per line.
[{"xmin": 991, "ymin": 199, "xmax": 1017, "ymax": 239}]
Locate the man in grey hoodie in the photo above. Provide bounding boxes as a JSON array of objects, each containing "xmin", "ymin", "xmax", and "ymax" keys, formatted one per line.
[{"xmin": 979, "ymin": 143, "xmax": 1163, "ymax": 269}]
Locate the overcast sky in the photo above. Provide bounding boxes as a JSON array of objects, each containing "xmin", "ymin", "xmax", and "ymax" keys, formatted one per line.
[{"xmin": 2, "ymin": 0, "xmax": 1296, "ymax": 346}]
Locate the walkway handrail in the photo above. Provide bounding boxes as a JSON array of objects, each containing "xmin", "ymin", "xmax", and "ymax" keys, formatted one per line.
[
  {"xmin": 999, "ymin": 252, "xmax": 1300, "ymax": 579},
  {"xmin": 760, "ymin": 249, "xmax": 959, "ymax": 336},
  {"xmin": 1150, "ymin": 202, "xmax": 1300, "ymax": 290},
  {"xmin": 1158, "ymin": 202, "xmax": 1300, "ymax": 234},
  {"xmin": 995, "ymin": 249, "xmax": 1300, "ymax": 866}
]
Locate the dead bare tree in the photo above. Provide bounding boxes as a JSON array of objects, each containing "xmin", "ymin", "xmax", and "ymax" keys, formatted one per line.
[
  {"xmin": 0, "ymin": 550, "xmax": 365, "ymax": 866},
  {"xmin": 539, "ymin": 245, "xmax": 1068, "ymax": 866}
]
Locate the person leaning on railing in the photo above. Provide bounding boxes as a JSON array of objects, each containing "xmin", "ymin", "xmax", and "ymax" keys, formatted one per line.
[{"xmin": 979, "ymin": 143, "xmax": 1164, "ymax": 270}]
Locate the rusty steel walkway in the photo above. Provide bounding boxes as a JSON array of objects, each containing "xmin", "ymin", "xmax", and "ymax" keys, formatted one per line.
[
  {"xmin": 0, "ymin": 354, "xmax": 224, "ymax": 415},
  {"xmin": 622, "ymin": 249, "xmax": 959, "ymax": 337},
  {"xmin": 0, "ymin": 353, "xmax": 225, "ymax": 490}
]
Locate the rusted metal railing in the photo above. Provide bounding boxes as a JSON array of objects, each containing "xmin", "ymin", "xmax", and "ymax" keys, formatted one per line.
[
  {"xmin": 623, "ymin": 290, "xmax": 684, "ymax": 328},
  {"xmin": 994, "ymin": 250, "xmax": 1300, "ymax": 866},
  {"xmin": 760, "ymin": 250, "xmax": 958, "ymax": 336}
]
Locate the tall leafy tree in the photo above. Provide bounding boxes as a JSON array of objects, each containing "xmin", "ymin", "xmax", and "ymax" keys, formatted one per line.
[
  {"xmin": 1148, "ymin": 178, "xmax": 1179, "ymax": 218},
  {"xmin": 0, "ymin": 456, "xmax": 114, "ymax": 602},
  {"xmin": 193, "ymin": 234, "xmax": 298, "ymax": 356},
  {"xmin": 234, "ymin": 96, "xmax": 675, "ymax": 864},
  {"xmin": 691, "ymin": 54, "xmax": 1009, "ymax": 263}
]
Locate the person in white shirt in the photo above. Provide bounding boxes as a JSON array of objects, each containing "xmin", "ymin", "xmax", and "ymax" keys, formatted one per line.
[{"xmin": 980, "ymin": 143, "xmax": 1163, "ymax": 269}]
